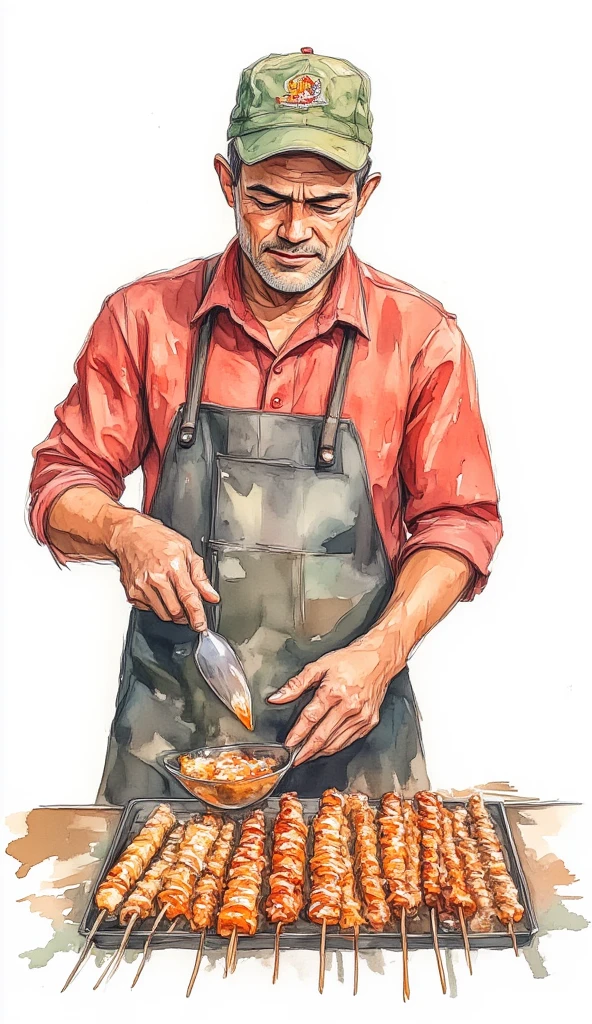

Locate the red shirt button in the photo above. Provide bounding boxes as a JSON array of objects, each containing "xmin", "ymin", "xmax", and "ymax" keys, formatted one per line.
[
  {"xmin": 273, "ymin": 364, "xmax": 282, "ymax": 374},
  {"xmin": 271, "ymin": 396, "xmax": 282, "ymax": 408}
]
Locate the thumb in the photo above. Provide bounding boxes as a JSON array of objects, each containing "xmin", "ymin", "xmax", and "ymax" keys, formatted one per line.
[{"xmin": 268, "ymin": 662, "xmax": 325, "ymax": 704}]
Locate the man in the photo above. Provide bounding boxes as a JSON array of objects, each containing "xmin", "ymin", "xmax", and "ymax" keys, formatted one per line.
[{"xmin": 29, "ymin": 48, "xmax": 501, "ymax": 804}]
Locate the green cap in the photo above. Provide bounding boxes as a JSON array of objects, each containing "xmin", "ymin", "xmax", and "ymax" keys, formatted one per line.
[{"xmin": 228, "ymin": 48, "xmax": 372, "ymax": 172}]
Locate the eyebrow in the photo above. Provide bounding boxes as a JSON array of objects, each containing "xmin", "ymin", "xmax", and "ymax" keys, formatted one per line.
[{"xmin": 246, "ymin": 184, "xmax": 351, "ymax": 202}]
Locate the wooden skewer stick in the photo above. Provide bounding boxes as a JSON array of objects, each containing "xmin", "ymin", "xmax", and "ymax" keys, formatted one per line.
[
  {"xmin": 508, "ymin": 919, "xmax": 519, "ymax": 957},
  {"xmin": 167, "ymin": 918, "xmax": 179, "ymax": 933},
  {"xmin": 186, "ymin": 930, "xmax": 206, "ymax": 998},
  {"xmin": 231, "ymin": 930, "xmax": 239, "ymax": 974},
  {"xmin": 401, "ymin": 908, "xmax": 410, "ymax": 1001},
  {"xmin": 130, "ymin": 906, "xmax": 167, "ymax": 989},
  {"xmin": 457, "ymin": 907, "xmax": 473, "ymax": 974},
  {"xmin": 353, "ymin": 925, "xmax": 359, "ymax": 997},
  {"xmin": 430, "ymin": 907, "xmax": 447, "ymax": 995},
  {"xmin": 272, "ymin": 923, "xmax": 282, "ymax": 984},
  {"xmin": 224, "ymin": 927, "xmax": 237, "ymax": 979},
  {"xmin": 61, "ymin": 908, "xmax": 108, "ymax": 993},
  {"xmin": 318, "ymin": 919, "xmax": 327, "ymax": 994},
  {"xmin": 93, "ymin": 913, "xmax": 138, "ymax": 990}
]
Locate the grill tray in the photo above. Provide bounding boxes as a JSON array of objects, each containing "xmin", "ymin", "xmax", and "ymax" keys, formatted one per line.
[{"xmin": 80, "ymin": 797, "xmax": 537, "ymax": 951}]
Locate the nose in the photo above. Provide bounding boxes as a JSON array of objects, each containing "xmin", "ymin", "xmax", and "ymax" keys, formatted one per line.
[{"xmin": 277, "ymin": 202, "xmax": 313, "ymax": 245}]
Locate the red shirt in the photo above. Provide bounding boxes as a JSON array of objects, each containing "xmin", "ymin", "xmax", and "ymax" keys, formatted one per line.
[{"xmin": 29, "ymin": 238, "xmax": 501, "ymax": 598}]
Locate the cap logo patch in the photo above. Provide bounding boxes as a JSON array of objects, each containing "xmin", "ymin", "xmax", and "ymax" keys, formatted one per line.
[{"xmin": 276, "ymin": 75, "xmax": 327, "ymax": 108}]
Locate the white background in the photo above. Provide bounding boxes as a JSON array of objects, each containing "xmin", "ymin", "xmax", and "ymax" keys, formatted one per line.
[{"xmin": 1, "ymin": 0, "xmax": 591, "ymax": 1020}]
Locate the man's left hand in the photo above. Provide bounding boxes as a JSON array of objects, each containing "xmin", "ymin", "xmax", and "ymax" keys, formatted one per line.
[{"xmin": 267, "ymin": 638, "xmax": 404, "ymax": 764}]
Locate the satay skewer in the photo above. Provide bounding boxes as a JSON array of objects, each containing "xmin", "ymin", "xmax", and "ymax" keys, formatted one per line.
[
  {"xmin": 265, "ymin": 793, "xmax": 308, "ymax": 985},
  {"xmin": 61, "ymin": 803, "xmax": 176, "ymax": 993},
  {"xmin": 186, "ymin": 819, "xmax": 236, "ymax": 995},
  {"xmin": 468, "ymin": 794, "xmax": 524, "ymax": 958},
  {"xmin": 308, "ymin": 790, "xmax": 347, "ymax": 995},
  {"xmin": 217, "ymin": 811, "xmax": 266, "ymax": 977},
  {"xmin": 416, "ymin": 792, "xmax": 447, "ymax": 995},
  {"xmin": 93, "ymin": 912, "xmax": 139, "ymax": 990}
]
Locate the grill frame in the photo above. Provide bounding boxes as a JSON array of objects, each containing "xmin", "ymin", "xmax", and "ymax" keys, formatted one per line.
[{"xmin": 80, "ymin": 796, "xmax": 537, "ymax": 951}]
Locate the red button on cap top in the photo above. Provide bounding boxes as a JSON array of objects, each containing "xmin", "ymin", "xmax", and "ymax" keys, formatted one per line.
[
  {"xmin": 271, "ymin": 396, "xmax": 282, "ymax": 408},
  {"xmin": 301, "ymin": 47, "xmax": 314, "ymax": 54}
]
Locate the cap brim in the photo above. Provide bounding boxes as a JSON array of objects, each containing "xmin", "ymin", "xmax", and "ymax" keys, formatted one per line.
[{"xmin": 235, "ymin": 126, "xmax": 369, "ymax": 172}]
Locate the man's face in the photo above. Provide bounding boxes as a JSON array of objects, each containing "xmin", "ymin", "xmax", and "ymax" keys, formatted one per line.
[{"xmin": 216, "ymin": 153, "xmax": 379, "ymax": 293}]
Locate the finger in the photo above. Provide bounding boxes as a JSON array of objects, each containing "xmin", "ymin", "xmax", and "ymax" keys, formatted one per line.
[
  {"xmin": 148, "ymin": 576, "xmax": 186, "ymax": 622},
  {"xmin": 171, "ymin": 570, "xmax": 207, "ymax": 632},
  {"xmin": 138, "ymin": 584, "xmax": 174, "ymax": 622},
  {"xmin": 268, "ymin": 661, "xmax": 326, "ymax": 704},
  {"xmin": 284, "ymin": 694, "xmax": 332, "ymax": 749},
  {"xmin": 189, "ymin": 554, "xmax": 220, "ymax": 603},
  {"xmin": 309, "ymin": 715, "xmax": 377, "ymax": 761},
  {"xmin": 293, "ymin": 706, "xmax": 356, "ymax": 765},
  {"xmin": 130, "ymin": 598, "xmax": 152, "ymax": 611}
]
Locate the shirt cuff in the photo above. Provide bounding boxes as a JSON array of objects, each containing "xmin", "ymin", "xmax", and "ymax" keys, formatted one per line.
[
  {"xmin": 29, "ymin": 470, "xmax": 123, "ymax": 566},
  {"xmin": 398, "ymin": 507, "xmax": 502, "ymax": 601}
]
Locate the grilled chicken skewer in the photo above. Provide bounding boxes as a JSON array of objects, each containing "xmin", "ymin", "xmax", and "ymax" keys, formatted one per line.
[
  {"xmin": 416, "ymin": 791, "xmax": 448, "ymax": 994},
  {"xmin": 158, "ymin": 815, "xmax": 222, "ymax": 920},
  {"xmin": 347, "ymin": 793, "xmax": 390, "ymax": 932},
  {"xmin": 468, "ymin": 794, "xmax": 524, "ymax": 955},
  {"xmin": 265, "ymin": 793, "xmax": 308, "ymax": 984},
  {"xmin": 93, "ymin": 823, "xmax": 186, "ymax": 990},
  {"xmin": 186, "ymin": 820, "xmax": 236, "ymax": 997},
  {"xmin": 378, "ymin": 794, "xmax": 417, "ymax": 999},
  {"xmin": 340, "ymin": 818, "xmax": 365, "ymax": 995},
  {"xmin": 440, "ymin": 808, "xmax": 476, "ymax": 972},
  {"xmin": 217, "ymin": 810, "xmax": 266, "ymax": 976},
  {"xmin": 452, "ymin": 806, "xmax": 496, "ymax": 933},
  {"xmin": 308, "ymin": 789, "xmax": 347, "ymax": 993},
  {"xmin": 61, "ymin": 804, "xmax": 176, "ymax": 993}
]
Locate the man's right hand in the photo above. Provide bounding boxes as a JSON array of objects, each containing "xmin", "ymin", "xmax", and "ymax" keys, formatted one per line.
[{"xmin": 107, "ymin": 510, "xmax": 219, "ymax": 631}]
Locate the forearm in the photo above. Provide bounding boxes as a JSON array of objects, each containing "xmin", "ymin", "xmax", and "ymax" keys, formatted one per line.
[
  {"xmin": 359, "ymin": 547, "xmax": 473, "ymax": 669},
  {"xmin": 46, "ymin": 485, "xmax": 137, "ymax": 561}
]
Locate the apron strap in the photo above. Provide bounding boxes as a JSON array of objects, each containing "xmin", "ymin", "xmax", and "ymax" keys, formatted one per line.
[
  {"xmin": 317, "ymin": 324, "xmax": 357, "ymax": 468},
  {"xmin": 178, "ymin": 256, "xmax": 221, "ymax": 448}
]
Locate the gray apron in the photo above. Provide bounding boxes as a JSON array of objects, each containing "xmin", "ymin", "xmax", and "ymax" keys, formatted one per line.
[{"xmin": 97, "ymin": 257, "xmax": 429, "ymax": 804}]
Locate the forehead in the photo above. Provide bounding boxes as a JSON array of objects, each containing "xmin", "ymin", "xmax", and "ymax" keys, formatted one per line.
[{"xmin": 241, "ymin": 153, "xmax": 356, "ymax": 192}]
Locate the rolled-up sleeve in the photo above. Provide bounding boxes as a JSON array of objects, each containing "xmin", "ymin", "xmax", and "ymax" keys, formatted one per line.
[
  {"xmin": 29, "ymin": 293, "xmax": 148, "ymax": 563},
  {"xmin": 399, "ymin": 315, "xmax": 502, "ymax": 599}
]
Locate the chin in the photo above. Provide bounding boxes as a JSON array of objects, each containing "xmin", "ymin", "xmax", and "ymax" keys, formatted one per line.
[{"xmin": 256, "ymin": 261, "xmax": 328, "ymax": 294}]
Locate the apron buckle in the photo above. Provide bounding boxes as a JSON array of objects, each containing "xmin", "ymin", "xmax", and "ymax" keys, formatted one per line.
[
  {"xmin": 318, "ymin": 445, "xmax": 335, "ymax": 466},
  {"xmin": 178, "ymin": 423, "xmax": 196, "ymax": 447}
]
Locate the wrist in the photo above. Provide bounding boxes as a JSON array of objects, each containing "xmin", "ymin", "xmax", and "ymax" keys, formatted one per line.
[
  {"xmin": 99, "ymin": 503, "xmax": 142, "ymax": 559},
  {"xmin": 350, "ymin": 622, "xmax": 409, "ymax": 676}
]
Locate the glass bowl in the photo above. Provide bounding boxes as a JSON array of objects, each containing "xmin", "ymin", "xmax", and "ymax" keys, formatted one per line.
[{"xmin": 162, "ymin": 742, "xmax": 298, "ymax": 810}]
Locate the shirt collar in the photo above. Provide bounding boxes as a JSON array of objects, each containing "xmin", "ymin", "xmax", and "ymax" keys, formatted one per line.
[{"xmin": 190, "ymin": 237, "xmax": 370, "ymax": 343}]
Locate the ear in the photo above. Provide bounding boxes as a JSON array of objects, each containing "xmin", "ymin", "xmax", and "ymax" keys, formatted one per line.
[
  {"xmin": 355, "ymin": 172, "xmax": 381, "ymax": 217},
  {"xmin": 214, "ymin": 155, "xmax": 235, "ymax": 208}
]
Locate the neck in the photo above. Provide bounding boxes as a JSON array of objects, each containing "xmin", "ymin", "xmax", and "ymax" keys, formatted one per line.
[{"xmin": 239, "ymin": 250, "xmax": 335, "ymax": 331}]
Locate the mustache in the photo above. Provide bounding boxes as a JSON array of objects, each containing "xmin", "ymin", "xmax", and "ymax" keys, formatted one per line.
[{"xmin": 259, "ymin": 239, "xmax": 326, "ymax": 262}]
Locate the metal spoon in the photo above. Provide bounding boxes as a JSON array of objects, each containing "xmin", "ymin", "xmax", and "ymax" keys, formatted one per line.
[{"xmin": 194, "ymin": 629, "xmax": 254, "ymax": 731}]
